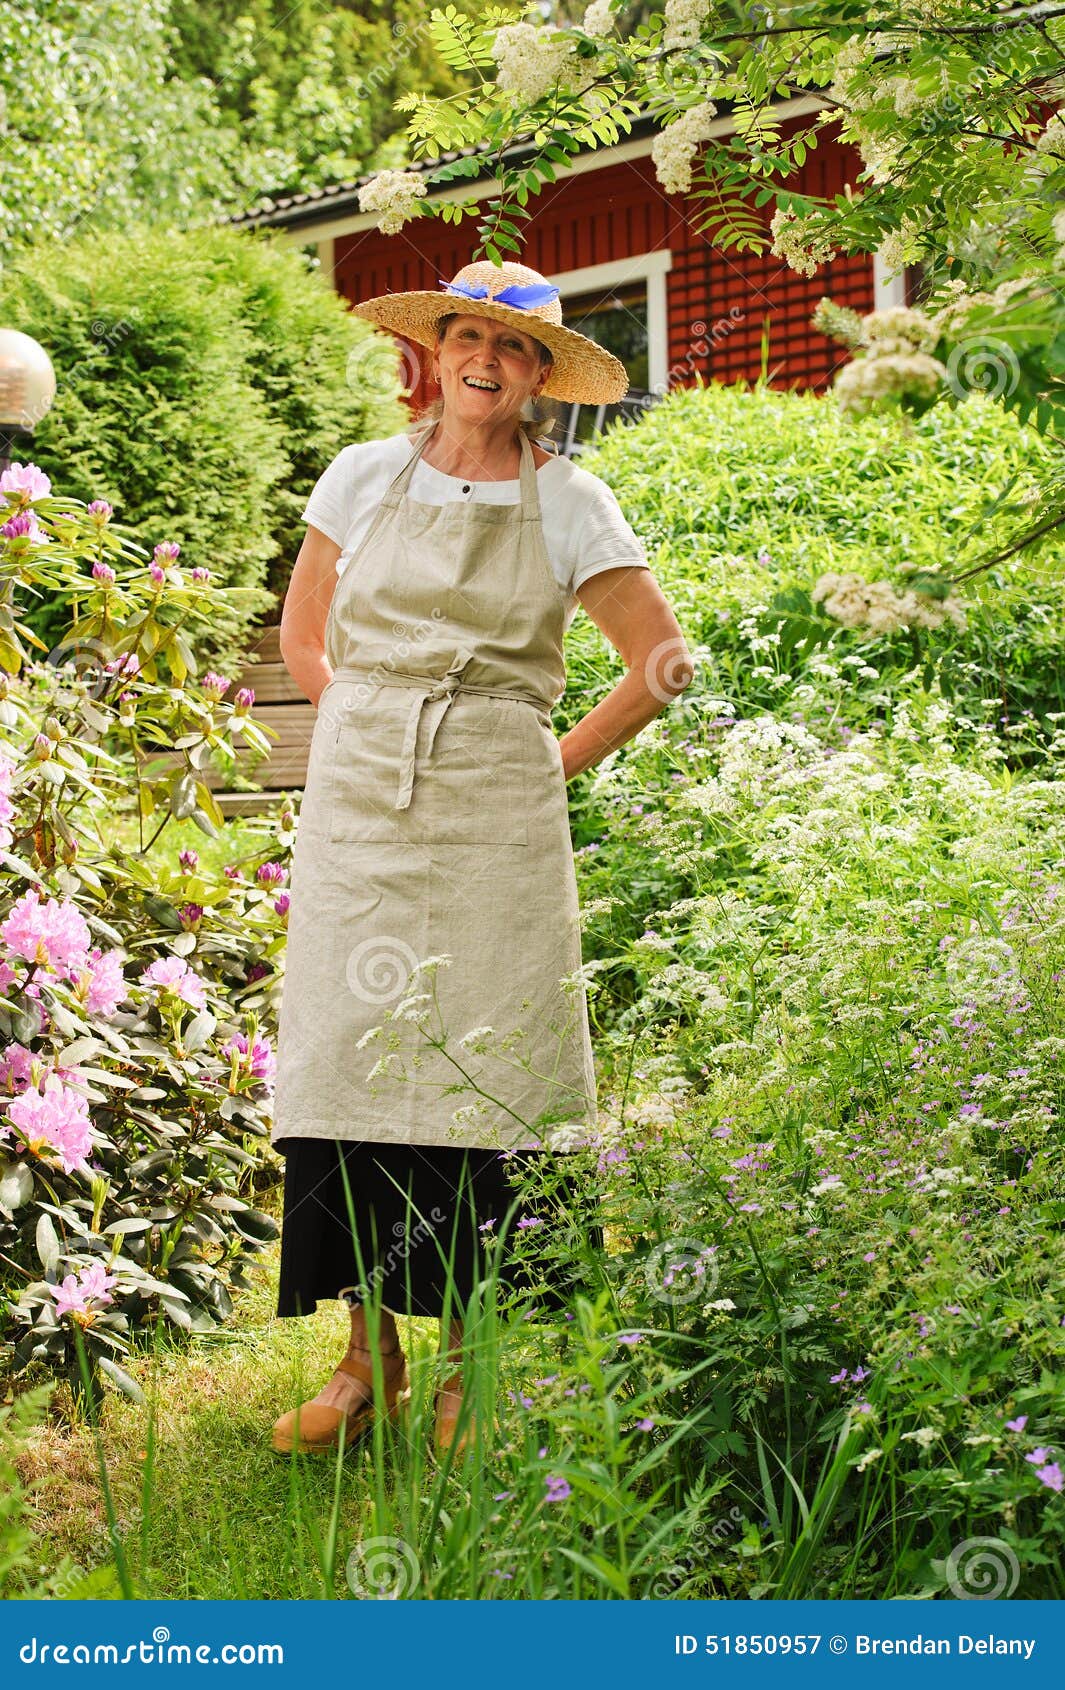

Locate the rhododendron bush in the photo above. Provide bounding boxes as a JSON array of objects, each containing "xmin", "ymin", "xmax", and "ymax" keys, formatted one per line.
[{"xmin": 0, "ymin": 460, "xmax": 289, "ymax": 1408}]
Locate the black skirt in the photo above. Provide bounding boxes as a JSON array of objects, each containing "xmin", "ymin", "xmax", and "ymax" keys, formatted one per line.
[{"xmin": 274, "ymin": 1137, "xmax": 603, "ymax": 1320}]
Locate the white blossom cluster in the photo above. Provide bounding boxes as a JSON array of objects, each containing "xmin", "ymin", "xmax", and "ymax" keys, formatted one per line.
[
  {"xmin": 863, "ymin": 305, "xmax": 939, "ymax": 356},
  {"xmin": 662, "ymin": 0, "xmax": 710, "ymax": 50},
  {"xmin": 877, "ymin": 215, "xmax": 922, "ymax": 276},
  {"xmin": 856, "ymin": 128, "xmax": 905, "ymax": 185},
  {"xmin": 823, "ymin": 302, "xmax": 947, "ymax": 416},
  {"xmin": 811, "ymin": 571, "xmax": 968, "ymax": 636},
  {"xmin": 650, "ymin": 100, "xmax": 718, "ymax": 195},
  {"xmin": 491, "ymin": 22, "xmax": 591, "ymax": 103},
  {"xmin": 356, "ymin": 169, "xmax": 427, "ymax": 235},
  {"xmin": 828, "ymin": 34, "xmax": 895, "ymax": 112},
  {"xmin": 926, "ymin": 273, "xmax": 1039, "ymax": 341},
  {"xmin": 1035, "ymin": 113, "xmax": 1065, "ymax": 156},
  {"xmin": 703, "ymin": 716, "xmax": 825, "ymax": 804},
  {"xmin": 769, "ymin": 206, "xmax": 838, "ymax": 277},
  {"xmin": 582, "ymin": 0, "xmax": 616, "ymax": 35}
]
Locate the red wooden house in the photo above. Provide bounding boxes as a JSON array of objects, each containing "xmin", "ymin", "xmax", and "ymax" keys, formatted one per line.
[{"xmin": 229, "ymin": 100, "xmax": 911, "ymax": 449}]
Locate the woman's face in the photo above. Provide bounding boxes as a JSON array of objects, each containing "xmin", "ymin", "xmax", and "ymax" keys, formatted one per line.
[{"xmin": 433, "ymin": 313, "xmax": 551, "ymax": 428}]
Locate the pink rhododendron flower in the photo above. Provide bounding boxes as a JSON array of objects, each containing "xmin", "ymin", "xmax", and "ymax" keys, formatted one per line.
[
  {"xmin": 0, "ymin": 462, "xmax": 51, "ymax": 503},
  {"xmin": 50, "ymin": 1260, "xmax": 118, "ymax": 1319},
  {"xmin": 103, "ymin": 652, "xmax": 140, "ymax": 681},
  {"xmin": 4, "ymin": 1080, "xmax": 94, "ymax": 1174},
  {"xmin": 221, "ymin": 1032, "xmax": 276, "ymax": 1087},
  {"xmin": 0, "ymin": 889, "xmax": 91, "ymax": 972},
  {"xmin": 0, "ymin": 1042, "xmax": 34, "ymax": 1094},
  {"xmin": 140, "ymin": 955, "xmax": 208, "ymax": 1010},
  {"xmin": 0, "ymin": 756, "xmax": 14, "ymax": 852},
  {"xmin": 69, "ymin": 947, "xmax": 127, "ymax": 1017},
  {"xmin": 0, "ymin": 511, "xmax": 41, "ymax": 541}
]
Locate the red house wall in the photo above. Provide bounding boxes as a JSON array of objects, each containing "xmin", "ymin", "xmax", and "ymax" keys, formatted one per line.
[{"xmin": 332, "ymin": 116, "xmax": 874, "ymax": 410}]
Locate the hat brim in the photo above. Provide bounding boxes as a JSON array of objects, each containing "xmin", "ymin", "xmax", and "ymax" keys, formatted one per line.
[{"xmin": 349, "ymin": 292, "xmax": 631, "ymax": 405}]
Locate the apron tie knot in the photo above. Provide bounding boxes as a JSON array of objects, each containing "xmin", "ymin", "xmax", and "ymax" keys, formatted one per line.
[{"xmin": 394, "ymin": 649, "xmax": 474, "ymax": 811}]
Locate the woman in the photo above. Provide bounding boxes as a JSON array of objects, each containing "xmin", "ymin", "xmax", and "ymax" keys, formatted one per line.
[{"xmin": 269, "ymin": 258, "xmax": 694, "ymax": 1459}]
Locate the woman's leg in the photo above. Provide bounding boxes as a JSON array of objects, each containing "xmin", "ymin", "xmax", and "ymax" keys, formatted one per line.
[
  {"xmin": 437, "ymin": 1315, "xmax": 465, "ymax": 1407},
  {"xmin": 304, "ymin": 1300, "xmax": 403, "ymax": 1416}
]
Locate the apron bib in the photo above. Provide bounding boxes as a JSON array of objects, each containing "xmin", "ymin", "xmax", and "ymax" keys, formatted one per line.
[{"xmin": 271, "ymin": 420, "xmax": 598, "ymax": 1153}]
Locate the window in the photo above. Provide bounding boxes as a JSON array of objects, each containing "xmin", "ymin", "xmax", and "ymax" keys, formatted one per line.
[{"xmin": 539, "ymin": 252, "xmax": 671, "ymax": 453}]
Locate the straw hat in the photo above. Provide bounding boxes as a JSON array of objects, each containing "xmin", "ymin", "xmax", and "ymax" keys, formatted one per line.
[{"xmin": 349, "ymin": 259, "xmax": 631, "ymax": 406}]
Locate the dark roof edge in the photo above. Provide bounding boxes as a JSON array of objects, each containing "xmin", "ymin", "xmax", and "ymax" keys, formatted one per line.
[{"xmin": 225, "ymin": 101, "xmax": 750, "ymax": 233}]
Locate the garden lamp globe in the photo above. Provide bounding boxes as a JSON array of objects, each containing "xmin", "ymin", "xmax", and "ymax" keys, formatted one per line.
[{"xmin": 0, "ymin": 328, "xmax": 56, "ymax": 474}]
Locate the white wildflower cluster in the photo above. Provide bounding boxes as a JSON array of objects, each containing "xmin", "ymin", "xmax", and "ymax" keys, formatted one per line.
[
  {"xmin": 900, "ymin": 1426, "xmax": 937, "ymax": 1449},
  {"xmin": 357, "ymin": 169, "xmax": 427, "ymax": 236},
  {"xmin": 651, "ymin": 101, "xmax": 718, "ymax": 195},
  {"xmin": 1054, "ymin": 206, "xmax": 1065, "ymax": 261},
  {"xmin": 662, "ymin": 0, "xmax": 710, "ymax": 50},
  {"xmin": 581, "ymin": 0, "xmax": 616, "ymax": 35},
  {"xmin": 715, "ymin": 715, "xmax": 824, "ymax": 794},
  {"xmin": 619, "ymin": 1086, "xmax": 688, "ymax": 1130},
  {"xmin": 769, "ymin": 207, "xmax": 837, "ymax": 278},
  {"xmin": 853, "ymin": 1446, "xmax": 883, "ymax": 1472},
  {"xmin": 812, "ymin": 571, "xmax": 968, "ymax": 636},
  {"xmin": 458, "ymin": 1024, "xmax": 497, "ymax": 1052},
  {"xmin": 1035, "ymin": 113, "xmax": 1065, "ymax": 155},
  {"xmin": 491, "ymin": 23, "xmax": 590, "ymax": 104}
]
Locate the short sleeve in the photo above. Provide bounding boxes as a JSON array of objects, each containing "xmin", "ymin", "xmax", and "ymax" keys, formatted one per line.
[
  {"xmin": 570, "ymin": 478, "xmax": 649, "ymax": 594},
  {"xmin": 300, "ymin": 446, "xmax": 357, "ymax": 548}
]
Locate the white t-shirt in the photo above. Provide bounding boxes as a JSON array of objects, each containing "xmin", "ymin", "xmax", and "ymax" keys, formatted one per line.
[{"xmin": 300, "ymin": 430, "xmax": 650, "ymax": 630}]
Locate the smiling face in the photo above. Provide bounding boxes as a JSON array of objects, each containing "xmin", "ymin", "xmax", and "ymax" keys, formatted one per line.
[{"xmin": 432, "ymin": 313, "xmax": 553, "ymax": 427}]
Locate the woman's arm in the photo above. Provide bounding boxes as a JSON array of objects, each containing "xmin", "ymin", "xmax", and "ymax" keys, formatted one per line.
[
  {"xmin": 278, "ymin": 524, "xmax": 342, "ymax": 709},
  {"xmin": 560, "ymin": 567, "xmax": 695, "ymax": 781}
]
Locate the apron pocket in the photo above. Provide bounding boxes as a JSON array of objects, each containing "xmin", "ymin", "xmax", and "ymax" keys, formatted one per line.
[
  {"xmin": 327, "ymin": 696, "xmax": 528, "ymax": 847},
  {"xmin": 409, "ymin": 709, "xmax": 528, "ymax": 847},
  {"xmin": 328, "ymin": 697, "xmax": 412, "ymax": 844}
]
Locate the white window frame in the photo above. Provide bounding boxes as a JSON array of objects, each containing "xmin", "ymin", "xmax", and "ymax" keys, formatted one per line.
[{"xmin": 541, "ymin": 250, "xmax": 673, "ymax": 396}]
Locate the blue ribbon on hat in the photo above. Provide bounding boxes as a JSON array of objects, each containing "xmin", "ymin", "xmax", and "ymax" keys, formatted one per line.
[{"xmin": 436, "ymin": 277, "xmax": 560, "ymax": 309}]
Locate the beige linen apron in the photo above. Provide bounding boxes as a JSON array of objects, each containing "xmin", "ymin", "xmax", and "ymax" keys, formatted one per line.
[{"xmin": 271, "ymin": 419, "xmax": 598, "ymax": 1153}]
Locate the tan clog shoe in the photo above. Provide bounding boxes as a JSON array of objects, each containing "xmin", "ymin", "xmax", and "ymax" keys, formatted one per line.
[
  {"xmin": 430, "ymin": 1380, "xmax": 499, "ymax": 1463},
  {"xmin": 272, "ymin": 1345, "xmax": 410, "ymax": 1455}
]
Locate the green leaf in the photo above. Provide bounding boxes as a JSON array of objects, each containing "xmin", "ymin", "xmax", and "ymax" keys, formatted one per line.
[
  {"xmin": 36, "ymin": 1214, "xmax": 61, "ymax": 1271},
  {"xmin": 97, "ymin": 1357, "xmax": 145, "ymax": 1403}
]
